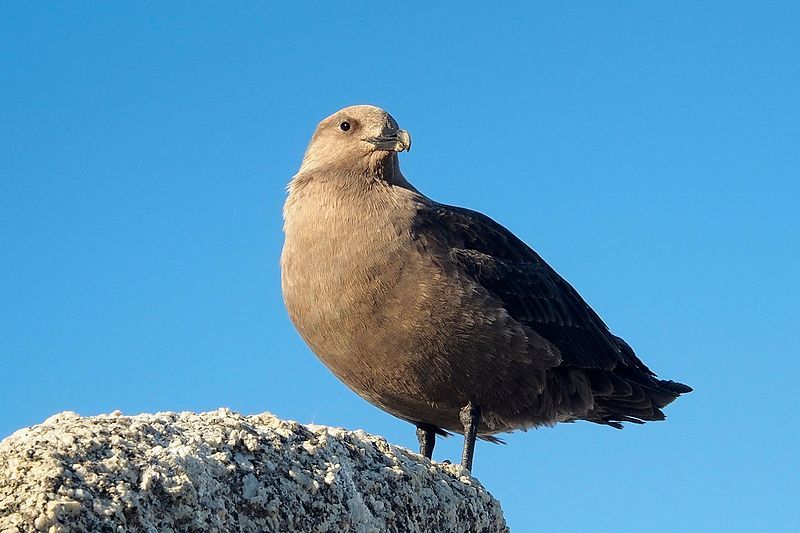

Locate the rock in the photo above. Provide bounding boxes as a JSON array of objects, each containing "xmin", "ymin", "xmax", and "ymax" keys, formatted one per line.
[{"xmin": 0, "ymin": 409, "xmax": 508, "ymax": 532}]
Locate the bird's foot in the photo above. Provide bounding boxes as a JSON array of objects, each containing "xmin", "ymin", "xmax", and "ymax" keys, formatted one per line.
[
  {"xmin": 415, "ymin": 423, "xmax": 437, "ymax": 459},
  {"xmin": 459, "ymin": 401, "xmax": 481, "ymax": 472}
]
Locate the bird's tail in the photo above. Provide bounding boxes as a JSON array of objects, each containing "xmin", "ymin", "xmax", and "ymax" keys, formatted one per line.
[{"xmin": 585, "ymin": 337, "xmax": 692, "ymax": 428}]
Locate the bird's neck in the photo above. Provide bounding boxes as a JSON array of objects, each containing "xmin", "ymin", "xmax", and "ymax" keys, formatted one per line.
[
  {"xmin": 283, "ymin": 164, "xmax": 428, "ymax": 252},
  {"xmin": 290, "ymin": 154, "xmax": 415, "ymax": 196},
  {"xmin": 371, "ymin": 153, "xmax": 418, "ymax": 192}
]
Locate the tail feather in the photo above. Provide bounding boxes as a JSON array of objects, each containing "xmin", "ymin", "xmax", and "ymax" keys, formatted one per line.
[{"xmin": 585, "ymin": 363, "xmax": 692, "ymax": 427}]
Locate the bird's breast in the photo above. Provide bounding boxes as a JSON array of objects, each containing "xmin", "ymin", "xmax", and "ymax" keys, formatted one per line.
[{"xmin": 281, "ymin": 188, "xmax": 420, "ymax": 372}]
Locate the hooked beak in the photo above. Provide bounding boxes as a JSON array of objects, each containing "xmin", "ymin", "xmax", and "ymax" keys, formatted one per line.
[{"xmin": 367, "ymin": 129, "xmax": 412, "ymax": 152}]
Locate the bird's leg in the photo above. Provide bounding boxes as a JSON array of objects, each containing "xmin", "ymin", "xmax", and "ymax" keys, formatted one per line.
[
  {"xmin": 415, "ymin": 423, "xmax": 437, "ymax": 459},
  {"xmin": 459, "ymin": 401, "xmax": 481, "ymax": 472}
]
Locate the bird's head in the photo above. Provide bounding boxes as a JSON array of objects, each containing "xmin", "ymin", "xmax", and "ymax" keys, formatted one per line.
[{"xmin": 297, "ymin": 105, "xmax": 411, "ymax": 176}]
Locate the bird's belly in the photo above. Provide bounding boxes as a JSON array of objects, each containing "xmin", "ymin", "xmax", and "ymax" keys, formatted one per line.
[
  {"xmin": 283, "ymin": 251, "xmax": 449, "ymax": 402},
  {"xmin": 283, "ymin": 244, "xmax": 556, "ymax": 433}
]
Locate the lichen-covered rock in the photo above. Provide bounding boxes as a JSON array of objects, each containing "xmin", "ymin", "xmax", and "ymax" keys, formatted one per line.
[{"xmin": 0, "ymin": 410, "xmax": 507, "ymax": 533}]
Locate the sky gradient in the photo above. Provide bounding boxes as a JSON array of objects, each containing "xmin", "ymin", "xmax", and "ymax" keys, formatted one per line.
[{"xmin": 2, "ymin": 3, "xmax": 798, "ymax": 531}]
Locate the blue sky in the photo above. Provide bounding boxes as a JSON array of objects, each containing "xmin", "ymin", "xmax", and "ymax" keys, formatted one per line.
[{"xmin": 1, "ymin": 3, "xmax": 798, "ymax": 531}]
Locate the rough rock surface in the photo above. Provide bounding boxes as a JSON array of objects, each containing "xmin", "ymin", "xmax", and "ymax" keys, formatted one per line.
[{"xmin": 0, "ymin": 410, "xmax": 507, "ymax": 532}]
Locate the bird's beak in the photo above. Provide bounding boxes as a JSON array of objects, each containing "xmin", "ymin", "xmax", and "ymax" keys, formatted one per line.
[{"xmin": 367, "ymin": 129, "xmax": 412, "ymax": 152}]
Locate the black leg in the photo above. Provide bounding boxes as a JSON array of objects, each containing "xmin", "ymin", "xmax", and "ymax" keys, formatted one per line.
[
  {"xmin": 415, "ymin": 423, "xmax": 437, "ymax": 459},
  {"xmin": 459, "ymin": 401, "xmax": 481, "ymax": 472}
]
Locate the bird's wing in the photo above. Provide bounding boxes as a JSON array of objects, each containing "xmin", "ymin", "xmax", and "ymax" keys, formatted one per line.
[{"xmin": 413, "ymin": 203, "xmax": 654, "ymax": 374}]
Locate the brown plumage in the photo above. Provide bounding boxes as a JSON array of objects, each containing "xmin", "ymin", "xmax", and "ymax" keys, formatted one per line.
[{"xmin": 281, "ymin": 105, "xmax": 691, "ymax": 471}]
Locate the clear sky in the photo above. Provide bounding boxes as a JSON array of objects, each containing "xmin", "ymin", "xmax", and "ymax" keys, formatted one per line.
[{"xmin": 1, "ymin": 3, "xmax": 798, "ymax": 532}]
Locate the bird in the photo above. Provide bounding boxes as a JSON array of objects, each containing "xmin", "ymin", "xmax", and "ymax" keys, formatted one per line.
[{"xmin": 281, "ymin": 105, "xmax": 691, "ymax": 472}]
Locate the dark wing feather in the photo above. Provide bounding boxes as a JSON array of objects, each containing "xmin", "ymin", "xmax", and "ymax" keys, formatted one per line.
[{"xmin": 414, "ymin": 203, "xmax": 654, "ymax": 375}]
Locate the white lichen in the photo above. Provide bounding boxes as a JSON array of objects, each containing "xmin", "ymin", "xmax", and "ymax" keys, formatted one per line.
[{"xmin": 0, "ymin": 410, "xmax": 507, "ymax": 533}]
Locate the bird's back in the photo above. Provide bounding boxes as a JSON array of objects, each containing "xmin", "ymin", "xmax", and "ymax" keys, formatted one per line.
[{"xmin": 411, "ymin": 201, "xmax": 692, "ymax": 429}]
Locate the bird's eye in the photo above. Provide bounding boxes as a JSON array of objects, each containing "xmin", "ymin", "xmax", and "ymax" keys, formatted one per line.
[{"xmin": 339, "ymin": 121, "xmax": 351, "ymax": 132}]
